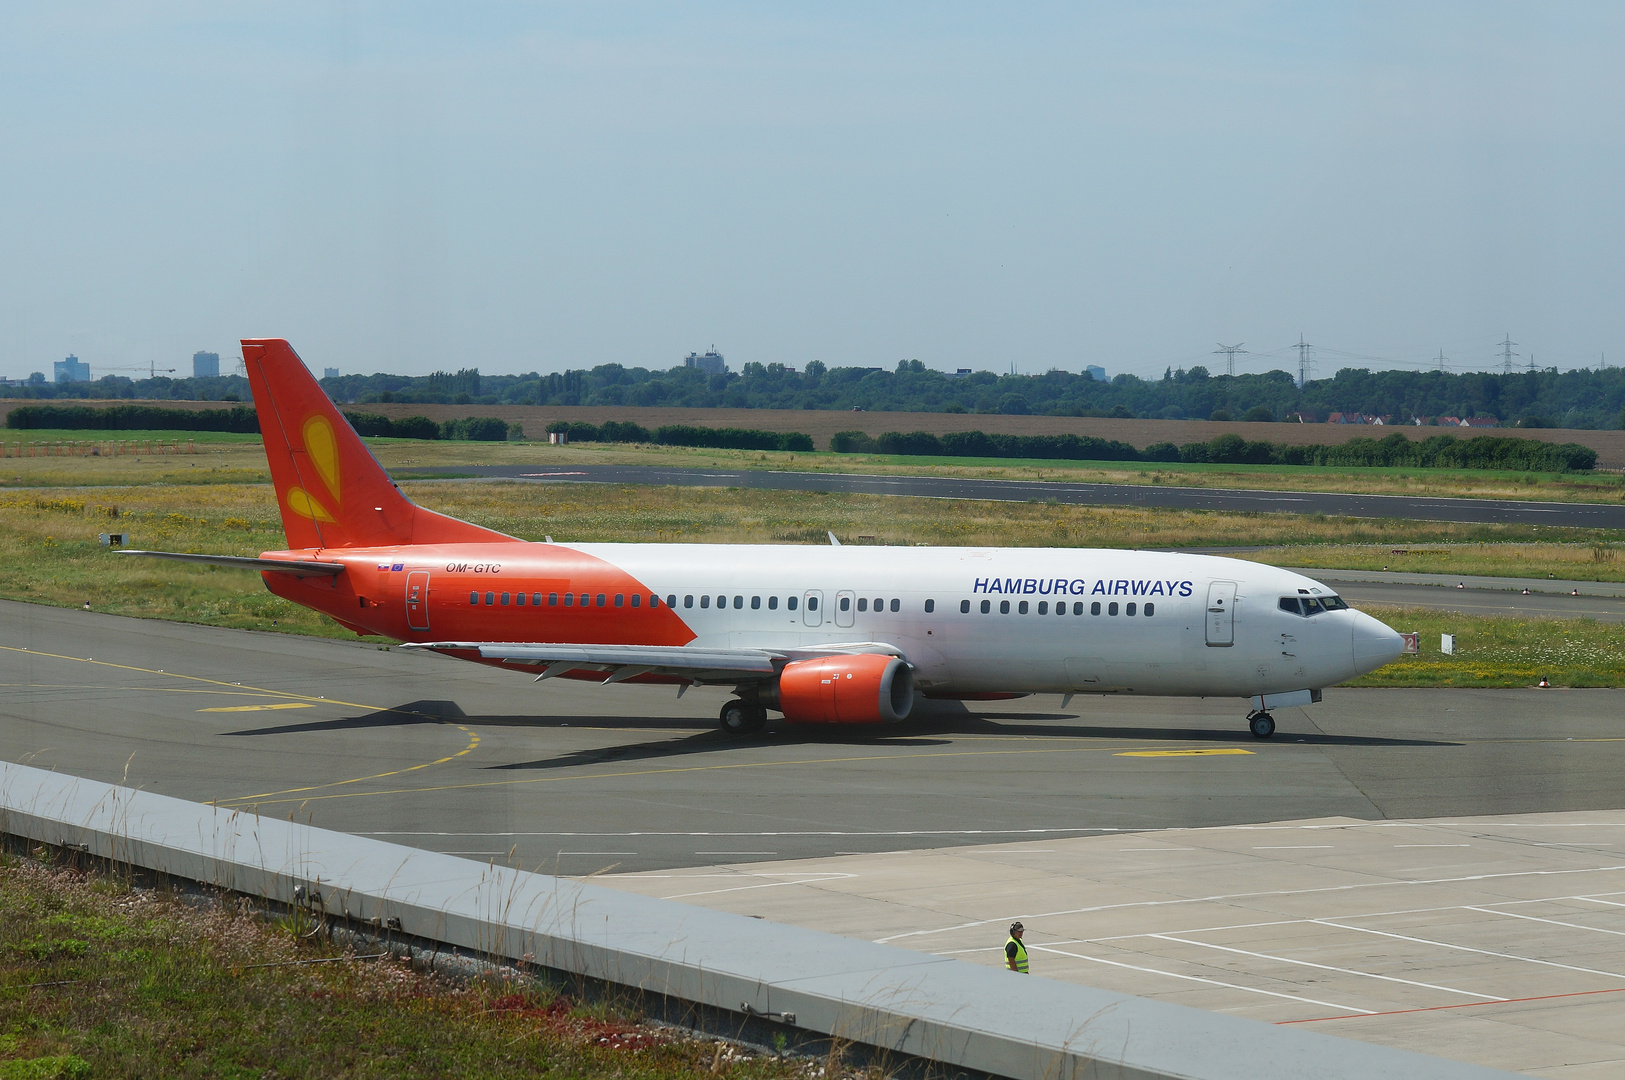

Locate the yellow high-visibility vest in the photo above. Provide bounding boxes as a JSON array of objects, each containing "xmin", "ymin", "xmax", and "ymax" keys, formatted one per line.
[{"xmin": 1006, "ymin": 936, "xmax": 1029, "ymax": 973}]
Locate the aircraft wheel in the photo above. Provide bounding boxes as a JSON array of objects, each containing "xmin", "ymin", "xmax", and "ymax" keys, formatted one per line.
[
  {"xmin": 1248, "ymin": 711, "xmax": 1276, "ymax": 739},
  {"xmin": 720, "ymin": 699, "xmax": 766, "ymax": 736}
]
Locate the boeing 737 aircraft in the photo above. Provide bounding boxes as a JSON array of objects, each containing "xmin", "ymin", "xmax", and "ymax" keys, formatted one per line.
[{"xmin": 123, "ymin": 339, "xmax": 1405, "ymax": 739}]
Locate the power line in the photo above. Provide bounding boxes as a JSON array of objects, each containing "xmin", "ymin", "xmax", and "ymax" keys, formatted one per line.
[
  {"xmin": 1435, "ymin": 349, "xmax": 1448, "ymax": 372},
  {"xmin": 1292, "ymin": 335, "xmax": 1314, "ymax": 388},
  {"xmin": 1498, "ymin": 333, "xmax": 1520, "ymax": 375},
  {"xmin": 1211, "ymin": 342, "xmax": 1248, "ymax": 377}
]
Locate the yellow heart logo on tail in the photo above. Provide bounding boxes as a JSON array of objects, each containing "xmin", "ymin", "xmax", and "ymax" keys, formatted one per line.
[
  {"xmin": 302, "ymin": 415, "xmax": 340, "ymax": 503},
  {"xmin": 287, "ymin": 487, "xmax": 337, "ymax": 522}
]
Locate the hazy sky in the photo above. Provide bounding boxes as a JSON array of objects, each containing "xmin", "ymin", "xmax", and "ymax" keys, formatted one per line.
[{"xmin": 3, "ymin": 3, "xmax": 1621, "ymax": 381}]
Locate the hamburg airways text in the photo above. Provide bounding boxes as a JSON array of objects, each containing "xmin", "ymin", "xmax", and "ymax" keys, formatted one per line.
[{"xmin": 972, "ymin": 577, "xmax": 1195, "ymax": 597}]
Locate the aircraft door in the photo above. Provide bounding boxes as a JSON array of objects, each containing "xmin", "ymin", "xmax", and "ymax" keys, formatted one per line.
[
  {"xmin": 803, "ymin": 590, "xmax": 823, "ymax": 627},
  {"xmin": 834, "ymin": 590, "xmax": 856, "ymax": 628},
  {"xmin": 1205, "ymin": 581, "xmax": 1235, "ymax": 646},
  {"xmin": 406, "ymin": 570, "xmax": 431, "ymax": 631}
]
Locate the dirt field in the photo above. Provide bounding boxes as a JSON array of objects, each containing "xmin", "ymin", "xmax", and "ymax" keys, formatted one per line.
[{"xmin": 7, "ymin": 398, "xmax": 1623, "ymax": 465}]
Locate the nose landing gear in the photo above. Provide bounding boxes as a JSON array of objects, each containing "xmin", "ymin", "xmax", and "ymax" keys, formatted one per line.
[
  {"xmin": 1247, "ymin": 711, "xmax": 1276, "ymax": 739},
  {"xmin": 720, "ymin": 698, "xmax": 767, "ymax": 735}
]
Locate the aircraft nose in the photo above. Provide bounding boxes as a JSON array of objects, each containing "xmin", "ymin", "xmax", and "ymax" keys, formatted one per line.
[{"xmin": 1351, "ymin": 611, "xmax": 1405, "ymax": 672}]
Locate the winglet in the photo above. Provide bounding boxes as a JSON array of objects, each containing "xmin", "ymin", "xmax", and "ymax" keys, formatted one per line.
[{"xmin": 828, "ymin": 531, "xmax": 841, "ymax": 546}]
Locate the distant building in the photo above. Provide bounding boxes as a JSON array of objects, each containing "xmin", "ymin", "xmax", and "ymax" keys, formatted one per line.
[
  {"xmin": 1439, "ymin": 416, "xmax": 1463, "ymax": 427},
  {"xmin": 684, "ymin": 348, "xmax": 726, "ymax": 375},
  {"xmin": 323, "ymin": 367, "xmax": 339, "ymax": 380},
  {"xmin": 193, "ymin": 351, "xmax": 221, "ymax": 378},
  {"xmin": 54, "ymin": 355, "xmax": 89, "ymax": 383},
  {"xmin": 949, "ymin": 368, "xmax": 973, "ymax": 378},
  {"xmin": 1283, "ymin": 411, "xmax": 1311, "ymax": 423},
  {"xmin": 1326, "ymin": 411, "xmax": 1368, "ymax": 424},
  {"xmin": 1464, "ymin": 417, "xmax": 1500, "ymax": 428},
  {"xmin": 1085, "ymin": 365, "xmax": 1107, "ymax": 381}
]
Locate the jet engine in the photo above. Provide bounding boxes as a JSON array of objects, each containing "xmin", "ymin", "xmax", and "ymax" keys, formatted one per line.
[{"xmin": 770, "ymin": 653, "xmax": 915, "ymax": 724}]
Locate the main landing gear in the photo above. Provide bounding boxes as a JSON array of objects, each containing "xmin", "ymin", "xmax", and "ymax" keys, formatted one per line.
[
  {"xmin": 1246, "ymin": 711, "xmax": 1276, "ymax": 740},
  {"xmin": 720, "ymin": 699, "xmax": 767, "ymax": 736}
]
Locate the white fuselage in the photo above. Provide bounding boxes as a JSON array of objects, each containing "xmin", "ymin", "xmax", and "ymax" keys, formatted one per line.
[{"xmin": 567, "ymin": 544, "xmax": 1403, "ymax": 699}]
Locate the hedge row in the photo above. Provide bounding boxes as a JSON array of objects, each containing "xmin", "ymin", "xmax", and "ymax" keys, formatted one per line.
[
  {"xmin": 546, "ymin": 420, "xmax": 814, "ymax": 453},
  {"xmin": 343, "ymin": 412, "xmax": 510, "ymax": 441},
  {"xmin": 6, "ymin": 404, "xmax": 260, "ymax": 432},
  {"xmin": 831, "ymin": 429, "xmax": 1598, "ymax": 472}
]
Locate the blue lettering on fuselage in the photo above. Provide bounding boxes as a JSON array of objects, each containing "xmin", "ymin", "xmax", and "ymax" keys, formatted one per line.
[{"xmin": 976, "ymin": 577, "xmax": 1193, "ymax": 597}]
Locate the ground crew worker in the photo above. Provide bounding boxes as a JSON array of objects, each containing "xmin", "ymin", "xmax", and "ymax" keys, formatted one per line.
[{"xmin": 1005, "ymin": 921, "xmax": 1029, "ymax": 973}]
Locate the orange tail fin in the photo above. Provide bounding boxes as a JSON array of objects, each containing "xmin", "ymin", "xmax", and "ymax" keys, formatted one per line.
[{"xmin": 242, "ymin": 338, "xmax": 515, "ymax": 550}]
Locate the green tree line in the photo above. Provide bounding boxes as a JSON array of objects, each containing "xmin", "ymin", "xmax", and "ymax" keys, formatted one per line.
[{"xmin": 11, "ymin": 360, "xmax": 1625, "ymax": 428}]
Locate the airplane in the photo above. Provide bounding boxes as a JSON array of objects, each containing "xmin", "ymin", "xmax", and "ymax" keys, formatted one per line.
[{"xmin": 122, "ymin": 338, "xmax": 1405, "ymax": 740}]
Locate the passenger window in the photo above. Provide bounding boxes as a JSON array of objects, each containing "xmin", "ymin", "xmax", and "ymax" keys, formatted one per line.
[
  {"xmin": 717, "ymin": 595, "xmax": 727, "ymax": 608},
  {"xmin": 873, "ymin": 598, "xmax": 882, "ymax": 612},
  {"xmin": 1145, "ymin": 602, "xmax": 1154, "ymax": 617},
  {"xmin": 502, "ymin": 592, "xmax": 511, "ymax": 606},
  {"xmin": 807, "ymin": 596, "xmax": 818, "ymax": 611},
  {"xmin": 840, "ymin": 596, "xmax": 851, "ymax": 612},
  {"xmin": 788, "ymin": 595, "xmax": 798, "ymax": 610},
  {"xmin": 614, "ymin": 594, "xmax": 624, "ymax": 607},
  {"xmin": 751, "ymin": 596, "xmax": 761, "ymax": 609},
  {"xmin": 579, "ymin": 593, "xmax": 589, "ymax": 607},
  {"xmin": 858, "ymin": 598, "xmax": 868, "ymax": 612},
  {"xmin": 999, "ymin": 600, "xmax": 1010, "ymax": 614},
  {"xmin": 660, "ymin": 594, "xmax": 671, "ymax": 607},
  {"xmin": 890, "ymin": 598, "xmax": 900, "ymax": 612},
  {"xmin": 1018, "ymin": 600, "xmax": 1029, "ymax": 615},
  {"xmin": 630, "ymin": 594, "xmax": 640, "ymax": 608},
  {"xmin": 980, "ymin": 599, "xmax": 990, "ymax": 613},
  {"xmin": 1126, "ymin": 602, "xmax": 1136, "ymax": 616},
  {"xmin": 1089, "ymin": 602, "xmax": 1098, "ymax": 615},
  {"xmin": 684, "ymin": 595, "xmax": 693, "ymax": 608},
  {"xmin": 596, "ymin": 593, "xmax": 606, "ymax": 607},
  {"xmin": 563, "ymin": 593, "xmax": 573, "ymax": 607},
  {"xmin": 960, "ymin": 600, "xmax": 970, "ymax": 613},
  {"xmin": 469, "ymin": 591, "xmax": 478, "ymax": 605},
  {"xmin": 532, "ymin": 593, "xmax": 542, "ymax": 606},
  {"xmin": 768, "ymin": 596, "xmax": 778, "ymax": 610},
  {"xmin": 1279, "ymin": 597, "xmax": 1302, "ymax": 616},
  {"xmin": 486, "ymin": 592, "xmax": 496, "ymax": 606},
  {"xmin": 1108, "ymin": 602, "xmax": 1119, "ymax": 616},
  {"xmin": 549, "ymin": 593, "xmax": 559, "ymax": 606},
  {"xmin": 1038, "ymin": 601, "xmax": 1048, "ymax": 614},
  {"xmin": 701, "ymin": 595, "xmax": 710, "ymax": 609},
  {"xmin": 516, "ymin": 593, "xmax": 526, "ymax": 607},
  {"xmin": 925, "ymin": 599, "xmax": 935, "ymax": 613}
]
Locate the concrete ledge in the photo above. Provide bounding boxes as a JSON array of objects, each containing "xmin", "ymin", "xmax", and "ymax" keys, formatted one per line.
[{"xmin": 0, "ymin": 761, "xmax": 1516, "ymax": 1080}]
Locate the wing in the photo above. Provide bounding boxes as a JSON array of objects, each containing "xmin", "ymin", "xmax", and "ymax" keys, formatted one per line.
[
  {"xmin": 399, "ymin": 640, "xmax": 908, "ymax": 685},
  {"xmin": 116, "ymin": 550, "xmax": 346, "ymax": 577}
]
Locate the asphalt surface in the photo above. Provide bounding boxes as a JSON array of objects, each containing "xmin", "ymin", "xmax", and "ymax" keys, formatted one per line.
[
  {"xmin": 398, "ymin": 463, "xmax": 1625, "ymax": 529},
  {"xmin": 5, "ymin": 599, "xmax": 1623, "ymax": 876}
]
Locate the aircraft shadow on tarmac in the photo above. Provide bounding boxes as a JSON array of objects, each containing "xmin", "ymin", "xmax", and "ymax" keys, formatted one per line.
[{"xmin": 223, "ymin": 699, "xmax": 1456, "ymax": 767}]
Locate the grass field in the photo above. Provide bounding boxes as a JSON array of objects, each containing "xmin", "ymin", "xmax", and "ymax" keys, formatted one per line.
[
  {"xmin": 0, "ymin": 855, "xmax": 822, "ymax": 1080},
  {"xmin": 2, "ymin": 479, "xmax": 1621, "ymax": 686},
  {"xmin": 1244, "ymin": 542, "xmax": 1625, "ymax": 582},
  {"xmin": 5, "ymin": 429, "xmax": 1625, "ymax": 504},
  {"xmin": 1341, "ymin": 606, "xmax": 1624, "ymax": 687}
]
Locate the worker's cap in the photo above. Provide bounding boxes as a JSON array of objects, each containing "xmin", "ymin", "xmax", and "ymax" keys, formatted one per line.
[{"xmin": 1009, "ymin": 921, "xmax": 1024, "ymax": 933}]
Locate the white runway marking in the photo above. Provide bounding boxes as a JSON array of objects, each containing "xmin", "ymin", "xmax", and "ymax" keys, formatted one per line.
[
  {"xmin": 1462, "ymin": 905, "xmax": 1625, "ymax": 938},
  {"xmin": 1031, "ymin": 944, "xmax": 1372, "ymax": 1015},
  {"xmin": 1312, "ymin": 920, "xmax": 1625, "ymax": 981},
  {"xmin": 1145, "ymin": 934, "xmax": 1503, "ymax": 1000}
]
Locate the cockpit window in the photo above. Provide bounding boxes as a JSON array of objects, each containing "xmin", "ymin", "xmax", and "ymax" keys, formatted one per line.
[{"xmin": 1282, "ymin": 594, "xmax": 1347, "ymax": 616}]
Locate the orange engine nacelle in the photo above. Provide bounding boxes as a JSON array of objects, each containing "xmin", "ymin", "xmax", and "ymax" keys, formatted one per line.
[{"xmin": 773, "ymin": 654, "xmax": 915, "ymax": 724}]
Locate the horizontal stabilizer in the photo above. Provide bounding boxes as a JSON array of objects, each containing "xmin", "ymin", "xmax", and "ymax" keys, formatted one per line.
[{"xmin": 116, "ymin": 550, "xmax": 345, "ymax": 577}]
